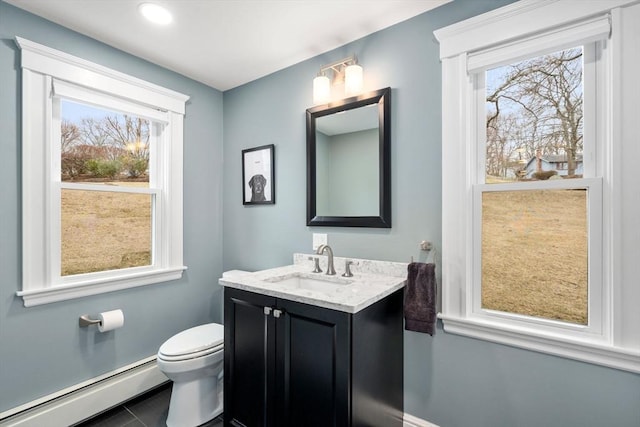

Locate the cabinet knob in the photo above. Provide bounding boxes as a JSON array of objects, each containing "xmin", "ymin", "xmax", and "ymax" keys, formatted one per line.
[
  {"xmin": 264, "ymin": 307, "xmax": 273, "ymax": 316},
  {"xmin": 273, "ymin": 309, "xmax": 283, "ymax": 318}
]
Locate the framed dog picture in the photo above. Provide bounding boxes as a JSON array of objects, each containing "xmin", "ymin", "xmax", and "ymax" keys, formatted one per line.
[{"xmin": 242, "ymin": 144, "xmax": 275, "ymax": 205}]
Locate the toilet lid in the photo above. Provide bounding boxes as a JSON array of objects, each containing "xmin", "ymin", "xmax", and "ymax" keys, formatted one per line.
[{"xmin": 159, "ymin": 323, "xmax": 224, "ymax": 358}]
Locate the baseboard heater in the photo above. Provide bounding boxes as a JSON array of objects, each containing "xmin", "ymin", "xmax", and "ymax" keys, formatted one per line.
[
  {"xmin": 0, "ymin": 355, "xmax": 168, "ymax": 427},
  {"xmin": 0, "ymin": 355, "xmax": 438, "ymax": 427}
]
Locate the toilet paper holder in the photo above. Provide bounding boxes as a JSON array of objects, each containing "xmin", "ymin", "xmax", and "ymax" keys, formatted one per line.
[{"xmin": 79, "ymin": 314, "xmax": 101, "ymax": 327}]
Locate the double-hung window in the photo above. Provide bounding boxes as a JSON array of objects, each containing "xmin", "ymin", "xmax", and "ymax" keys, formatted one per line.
[
  {"xmin": 473, "ymin": 41, "xmax": 604, "ymax": 336},
  {"xmin": 17, "ymin": 38, "xmax": 189, "ymax": 306},
  {"xmin": 435, "ymin": 0, "xmax": 640, "ymax": 372}
]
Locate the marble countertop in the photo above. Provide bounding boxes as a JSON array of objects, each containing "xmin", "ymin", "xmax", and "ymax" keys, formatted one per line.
[{"xmin": 219, "ymin": 253, "xmax": 408, "ymax": 313}]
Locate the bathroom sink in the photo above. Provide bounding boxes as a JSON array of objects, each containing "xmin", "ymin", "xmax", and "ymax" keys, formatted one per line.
[
  {"xmin": 264, "ymin": 272, "xmax": 353, "ymax": 294},
  {"xmin": 220, "ymin": 255, "xmax": 408, "ymax": 313}
]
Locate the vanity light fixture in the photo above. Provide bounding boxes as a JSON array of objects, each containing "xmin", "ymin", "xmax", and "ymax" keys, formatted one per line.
[
  {"xmin": 138, "ymin": 2, "xmax": 173, "ymax": 25},
  {"xmin": 344, "ymin": 63, "xmax": 363, "ymax": 96},
  {"xmin": 312, "ymin": 55, "xmax": 364, "ymax": 105},
  {"xmin": 313, "ymin": 73, "xmax": 331, "ymax": 105}
]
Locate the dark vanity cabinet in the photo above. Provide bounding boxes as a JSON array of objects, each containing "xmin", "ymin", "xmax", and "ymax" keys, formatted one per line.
[{"xmin": 223, "ymin": 287, "xmax": 403, "ymax": 427}]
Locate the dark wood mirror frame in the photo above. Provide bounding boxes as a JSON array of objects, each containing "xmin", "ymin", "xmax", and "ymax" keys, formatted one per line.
[{"xmin": 306, "ymin": 87, "xmax": 391, "ymax": 228}]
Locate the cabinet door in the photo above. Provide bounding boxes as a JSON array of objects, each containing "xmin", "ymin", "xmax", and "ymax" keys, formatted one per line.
[
  {"xmin": 275, "ymin": 299, "xmax": 351, "ymax": 427},
  {"xmin": 224, "ymin": 288, "xmax": 277, "ymax": 427}
]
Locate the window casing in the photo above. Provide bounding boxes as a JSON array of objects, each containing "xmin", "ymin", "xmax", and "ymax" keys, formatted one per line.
[
  {"xmin": 435, "ymin": 0, "xmax": 640, "ymax": 373},
  {"xmin": 17, "ymin": 37, "xmax": 189, "ymax": 306}
]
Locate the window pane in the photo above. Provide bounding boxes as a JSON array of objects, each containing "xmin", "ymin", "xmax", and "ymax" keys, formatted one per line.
[
  {"xmin": 60, "ymin": 99, "xmax": 150, "ymax": 187},
  {"xmin": 481, "ymin": 189, "xmax": 588, "ymax": 325},
  {"xmin": 485, "ymin": 47, "xmax": 583, "ymax": 183},
  {"xmin": 61, "ymin": 188, "xmax": 152, "ymax": 276}
]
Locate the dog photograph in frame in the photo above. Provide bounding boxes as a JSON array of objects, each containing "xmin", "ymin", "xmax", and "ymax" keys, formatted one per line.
[{"xmin": 242, "ymin": 144, "xmax": 275, "ymax": 205}]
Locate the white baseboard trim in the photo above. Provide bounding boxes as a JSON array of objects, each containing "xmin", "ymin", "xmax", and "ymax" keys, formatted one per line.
[
  {"xmin": 0, "ymin": 356, "xmax": 168, "ymax": 427},
  {"xmin": 404, "ymin": 412, "xmax": 440, "ymax": 427},
  {"xmin": 0, "ymin": 357, "xmax": 438, "ymax": 427}
]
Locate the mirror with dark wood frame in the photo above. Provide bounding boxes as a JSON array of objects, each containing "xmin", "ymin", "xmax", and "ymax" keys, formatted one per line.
[{"xmin": 306, "ymin": 87, "xmax": 391, "ymax": 227}]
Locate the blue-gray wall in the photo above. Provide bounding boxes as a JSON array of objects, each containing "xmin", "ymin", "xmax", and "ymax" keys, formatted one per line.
[
  {"xmin": 2, "ymin": 0, "xmax": 639, "ymax": 425},
  {"xmin": 0, "ymin": 1, "xmax": 224, "ymax": 412},
  {"xmin": 222, "ymin": 1, "xmax": 640, "ymax": 426}
]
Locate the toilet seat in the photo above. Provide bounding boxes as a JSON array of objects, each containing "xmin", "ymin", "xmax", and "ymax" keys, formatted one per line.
[{"xmin": 158, "ymin": 323, "xmax": 224, "ymax": 362}]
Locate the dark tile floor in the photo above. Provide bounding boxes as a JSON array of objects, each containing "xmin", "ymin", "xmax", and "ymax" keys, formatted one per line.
[{"xmin": 75, "ymin": 382, "xmax": 223, "ymax": 427}]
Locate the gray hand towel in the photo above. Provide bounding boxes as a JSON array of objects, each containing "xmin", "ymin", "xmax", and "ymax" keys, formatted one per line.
[{"xmin": 404, "ymin": 262, "xmax": 437, "ymax": 335}]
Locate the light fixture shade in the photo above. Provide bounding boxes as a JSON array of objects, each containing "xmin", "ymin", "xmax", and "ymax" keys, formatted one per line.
[
  {"xmin": 344, "ymin": 64, "xmax": 363, "ymax": 96},
  {"xmin": 313, "ymin": 75, "xmax": 331, "ymax": 105}
]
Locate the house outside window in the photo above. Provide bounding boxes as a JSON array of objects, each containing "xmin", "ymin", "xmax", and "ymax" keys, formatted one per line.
[
  {"xmin": 435, "ymin": 0, "xmax": 640, "ymax": 373},
  {"xmin": 17, "ymin": 38, "xmax": 189, "ymax": 307}
]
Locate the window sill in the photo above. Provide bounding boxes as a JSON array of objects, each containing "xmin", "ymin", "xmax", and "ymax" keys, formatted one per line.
[
  {"xmin": 17, "ymin": 266, "xmax": 187, "ymax": 307},
  {"xmin": 439, "ymin": 314, "xmax": 640, "ymax": 374}
]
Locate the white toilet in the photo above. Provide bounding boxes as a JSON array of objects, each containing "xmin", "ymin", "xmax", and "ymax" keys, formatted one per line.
[
  {"xmin": 157, "ymin": 271, "xmax": 250, "ymax": 426},
  {"xmin": 157, "ymin": 323, "xmax": 224, "ymax": 427}
]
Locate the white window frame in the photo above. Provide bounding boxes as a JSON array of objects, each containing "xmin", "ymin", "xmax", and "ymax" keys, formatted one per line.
[
  {"xmin": 435, "ymin": 0, "xmax": 640, "ymax": 373},
  {"xmin": 17, "ymin": 37, "xmax": 189, "ymax": 307}
]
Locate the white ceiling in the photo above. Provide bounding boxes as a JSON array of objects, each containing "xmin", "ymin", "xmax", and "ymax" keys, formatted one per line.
[{"xmin": 5, "ymin": 0, "xmax": 449, "ymax": 91}]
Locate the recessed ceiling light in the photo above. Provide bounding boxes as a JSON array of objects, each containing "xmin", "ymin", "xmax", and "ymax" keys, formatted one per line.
[{"xmin": 138, "ymin": 3, "xmax": 173, "ymax": 25}]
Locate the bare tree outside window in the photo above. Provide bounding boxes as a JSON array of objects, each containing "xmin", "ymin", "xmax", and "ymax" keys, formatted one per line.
[
  {"xmin": 481, "ymin": 47, "xmax": 589, "ymax": 325},
  {"xmin": 60, "ymin": 100, "xmax": 153, "ymax": 276},
  {"xmin": 486, "ymin": 48, "xmax": 583, "ymax": 182},
  {"xmin": 61, "ymin": 101, "xmax": 150, "ymax": 183}
]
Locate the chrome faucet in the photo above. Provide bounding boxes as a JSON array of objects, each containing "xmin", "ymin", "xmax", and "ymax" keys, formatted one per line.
[{"xmin": 316, "ymin": 244, "xmax": 336, "ymax": 275}]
